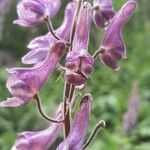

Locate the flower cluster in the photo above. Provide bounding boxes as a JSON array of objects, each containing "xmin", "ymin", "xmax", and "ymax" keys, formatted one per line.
[{"xmin": 0, "ymin": 0, "xmax": 137, "ymax": 149}]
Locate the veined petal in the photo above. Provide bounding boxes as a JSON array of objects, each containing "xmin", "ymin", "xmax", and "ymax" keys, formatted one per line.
[
  {"xmin": 56, "ymin": 94, "xmax": 93, "ymax": 150},
  {"xmin": 72, "ymin": 2, "xmax": 92, "ymax": 52},
  {"xmin": 12, "ymin": 104, "xmax": 63, "ymax": 150},
  {"xmin": 99, "ymin": 0, "xmax": 137, "ymax": 70},
  {"xmin": 0, "ymin": 41, "xmax": 66, "ymax": 107}
]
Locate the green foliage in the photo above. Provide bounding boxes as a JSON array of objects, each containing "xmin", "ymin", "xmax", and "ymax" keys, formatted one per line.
[{"xmin": 0, "ymin": 0, "xmax": 150, "ymax": 149}]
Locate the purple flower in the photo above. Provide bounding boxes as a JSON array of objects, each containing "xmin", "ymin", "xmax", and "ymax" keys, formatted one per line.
[
  {"xmin": 93, "ymin": 0, "xmax": 115, "ymax": 28},
  {"xmin": 0, "ymin": 41, "xmax": 66, "ymax": 107},
  {"xmin": 99, "ymin": 0, "xmax": 136, "ymax": 70},
  {"xmin": 12, "ymin": 104, "xmax": 63, "ymax": 150},
  {"xmin": 123, "ymin": 83, "xmax": 140, "ymax": 133},
  {"xmin": 65, "ymin": 2, "xmax": 94, "ymax": 86},
  {"xmin": 22, "ymin": 2, "xmax": 76, "ymax": 65},
  {"xmin": 65, "ymin": 50, "xmax": 94, "ymax": 86},
  {"xmin": 56, "ymin": 93, "xmax": 93, "ymax": 150},
  {"xmin": 13, "ymin": 0, "xmax": 61, "ymax": 27}
]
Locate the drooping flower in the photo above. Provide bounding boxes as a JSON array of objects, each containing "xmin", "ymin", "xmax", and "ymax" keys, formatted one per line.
[
  {"xmin": 65, "ymin": 50, "xmax": 94, "ymax": 86},
  {"xmin": 56, "ymin": 93, "xmax": 93, "ymax": 150},
  {"xmin": 65, "ymin": 2, "xmax": 94, "ymax": 86},
  {"xmin": 13, "ymin": 0, "xmax": 61, "ymax": 27},
  {"xmin": 12, "ymin": 104, "xmax": 63, "ymax": 150},
  {"xmin": 123, "ymin": 83, "xmax": 140, "ymax": 133},
  {"xmin": 0, "ymin": 41, "xmax": 66, "ymax": 107},
  {"xmin": 99, "ymin": 0, "xmax": 137, "ymax": 70},
  {"xmin": 22, "ymin": 2, "xmax": 77, "ymax": 65},
  {"xmin": 92, "ymin": 0, "xmax": 115, "ymax": 29}
]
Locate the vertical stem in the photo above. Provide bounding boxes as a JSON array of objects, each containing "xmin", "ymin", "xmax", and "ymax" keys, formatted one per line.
[
  {"xmin": 63, "ymin": 82, "xmax": 75, "ymax": 137},
  {"xmin": 63, "ymin": 0, "xmax": 83, "ymax": 138},
  {"xmin": 63, "ymin": 82, "xmax": 71, "ymax": 137}
]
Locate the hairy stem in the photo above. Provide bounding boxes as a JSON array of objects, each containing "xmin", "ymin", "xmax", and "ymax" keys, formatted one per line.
[
  {"xmin": 83, "ymin": 120, "xmax": 106, "ymax": 149},
  {"xmin": 35, "ymin": 94, "xmax": 67, "ymax": 123},
  {"xmin": 63, "ymin": 0, "xmax": 83, "ymax": 138},
  {"xmin": 45, "ymin": 17, "xmax": 70, "ymax": 46},
  {"xmin": 93, "ymin": 48, "xmax": 105, "ymax": 60}
]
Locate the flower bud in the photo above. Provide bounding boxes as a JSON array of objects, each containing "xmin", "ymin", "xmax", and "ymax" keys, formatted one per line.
[
  {"xmin": 14, "ymin": 0, "xmax": 61, "ymax": 27},
  {"xmin": 93, "ymin": 0, "xmax": 115, "ymax": 28},
  {"xmin": 99, "ymin": 0, "xmax": 136, "ymax": 70},
  {"xmin": 56, "ymin": 94, "xmax": 93, "ymax": 150},
  {"xmin": 0, "ymin": 42, "xmax": 66, "ymax": 107}
]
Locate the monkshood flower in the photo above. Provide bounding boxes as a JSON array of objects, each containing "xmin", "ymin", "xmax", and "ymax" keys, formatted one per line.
[
  {"xmin": 93, "ymin": 0, "xmax": 115, "ymax": 28},
  {"xmin": 56, "ymin": 93, "xmax": 93, "ymax": 150},
  {"xmin": 65, "ymin": 50, "xmax": 94, "ymax": 86},
  {"xmin": 65, "ymin": 2, "xmax": 94, "ymax": 86},
  {"xmin": 0, "ymin": 41, "xmax": 66, "ymax": 107},
  {"xmin": 99, "ymin": 0, "xmax": 136, "ymax": 70},
  {"xmin": 123, "ymin": 83, "xmax": 140, "ymax": 133},
  {"xmin": 22, "ymin": 2, "xmax": 76, "ymax": 65},
  {"xmin": 14, "ymin": 0, "xmax": 61, "ymax": 27},
  {"xmin": 12, "ymin": 104, "xmax": 63, "ymax": 150}
]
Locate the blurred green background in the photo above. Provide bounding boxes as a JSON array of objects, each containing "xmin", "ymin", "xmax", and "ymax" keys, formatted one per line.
[{"xmin": 0, "ymin": 0, "xmax": 150, "ymax": 149}]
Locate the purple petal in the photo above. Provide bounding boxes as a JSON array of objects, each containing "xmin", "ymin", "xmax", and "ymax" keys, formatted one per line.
[
  {"xmin": 99, "ymin": 0, "xmax": 137, "ymax": 70},
  {"xmin": 0, "ymin": 41, "xmax": 66, "ymax": 107},
  {"xmin": 0, "ymin": 97, "xmax": 27, "ymax": 107},
  {"xmin": 55, "ymin": 1, "xmax": 77, "ymax": 40},
  {"xmin": 49, "ymin": 0, "xmax": 61, "ymax": 17},
  {"xmin": 72, "ymin": 2, "xmax": 92, "ymax": 52},
  {"xmin": 22, "ymin": 33, "xmax": 54, "ymax": 64},
  {"xmin": 12, "ymin": 104, "xmax": 63, "ymax": 150},
  {"xmin": 27, "ymin": 34, "xmax": 51, "ymax": 50},
  {"xmin": 93, "ymin": 0, "xmax": 115, "ymax": 28},
  {"xmin": 22, "ymin": 48, "xmax": 48, "ymax": 65},
  {"xmin": 56, "ymin": 94, "xmax": 93, "ymax": 150}
]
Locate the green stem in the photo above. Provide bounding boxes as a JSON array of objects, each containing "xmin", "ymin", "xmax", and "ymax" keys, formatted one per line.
[{"xmin": 83, "ymin": 120, "xmax": 106, "ymax": 149}]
